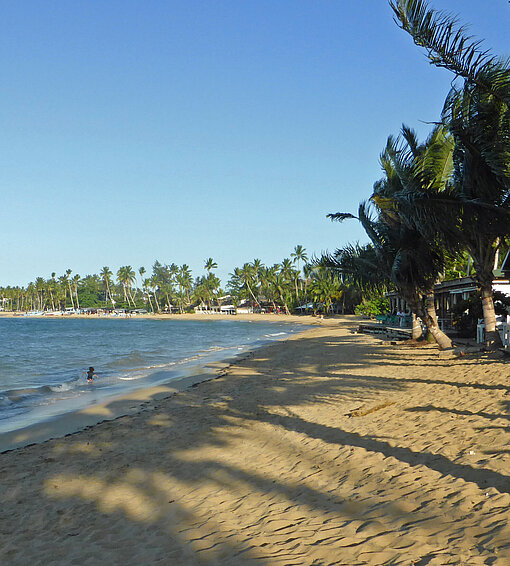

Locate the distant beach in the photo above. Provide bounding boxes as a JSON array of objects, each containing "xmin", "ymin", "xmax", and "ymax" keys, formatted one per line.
[{"xmin": 1, "ymin": 315, "xmax": 509, "ymax": 564}]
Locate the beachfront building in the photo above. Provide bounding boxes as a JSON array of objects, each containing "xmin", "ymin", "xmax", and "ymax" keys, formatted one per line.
[
  {"xmin": 194, "ymin": 302, "xmax": 236, "ymax": 315},
  {"xmin": 194, "ymin": 295, "xmax": 238, "ymax": 315},
  {"xmin": 387, "ymin": 250, "xmax": 510, "ymax": 334}
]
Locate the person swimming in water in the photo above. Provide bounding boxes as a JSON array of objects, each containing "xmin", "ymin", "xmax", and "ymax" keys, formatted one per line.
[{"xmin": 86, "ymin": 367, "xmax": 98, "ymax": 383}]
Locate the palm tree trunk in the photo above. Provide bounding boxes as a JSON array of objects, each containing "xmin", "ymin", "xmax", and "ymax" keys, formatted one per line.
[
  {"xmin": 146, "ymin": 291, "xmax": 154, "ymax": 312},
  {"xmin": 153, "ymin": 289, "xmax": 161, "ymax": 313},
  {"xmin": 68, "ymin": 282, "xmax": 75, "ymax": 309},
  {"xmin": 424, "ymin": 291, "xmax": 452, "ymax": 349},
  {"xmin": 407, "ymin": 290, "xmax": 452, "ymax": 350},
  {"xmin": 411, "ymin": 313, "xmax": 423, "ymax": 340},
  {"xmin": 471, "ymin": 248, "xmax": 503, "ymax": 349},
  {"xmin": 480, "ymin": 282, "xmax": 503, "ymax": 349},
  {"xmin": 105, "ymin": 281, "xmax": 114, "ymax": 307},
  {"xmin": 245, "ymin": 282, "xmax": 258, "ymax": 307},
  {"xmin": 128, "ymin": 286, "xmax": 135, "ymax": 307}
]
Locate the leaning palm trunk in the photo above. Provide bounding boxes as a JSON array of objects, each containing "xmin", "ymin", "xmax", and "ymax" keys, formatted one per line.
[
  {"xmin": 406, "ymin": 290, "xmax": 452, "ymax": 350},
  {"xmin": 108, "ymin": 286, "xmax": 114, "ymax": 307},
  {"xmin": 153, "ymin": 291, "xmax": 160, "ymax": 313},
  {"xmin": 424, "ymin": 290, "xmax": 452, "ymax": 349},
  {"xmin": 245, "ymin": 282, "xmax": 258, "ymax": 307},
  {"xmin": 68, "ymin": 282, "xmax": 75, "ymax": 309}
]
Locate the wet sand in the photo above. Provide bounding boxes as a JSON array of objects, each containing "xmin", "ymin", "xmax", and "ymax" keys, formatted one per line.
[{"xmin": 1, "ymin": 316, "xmax": 509, "ymax": 564}]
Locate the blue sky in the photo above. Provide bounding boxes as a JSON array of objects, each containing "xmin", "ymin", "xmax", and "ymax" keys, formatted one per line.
[{"xmin": 1, "ymin": 0, "xmax": 509, "ymax": 286}]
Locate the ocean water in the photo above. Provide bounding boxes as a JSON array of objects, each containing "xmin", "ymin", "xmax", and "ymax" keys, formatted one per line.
[{"xmin": 0, "ymin": 317, "xmax": 307, "ymax": 433}]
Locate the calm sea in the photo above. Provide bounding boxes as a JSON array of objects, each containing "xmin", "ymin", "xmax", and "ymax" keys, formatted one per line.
[{"xmin": 0, "ymin": 317, "xmax": 307, "ymax": 433}]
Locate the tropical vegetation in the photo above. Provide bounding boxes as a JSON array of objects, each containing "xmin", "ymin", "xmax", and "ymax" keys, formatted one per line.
[
  {"xmin": 321, "ymin": 0, "xmax": 510, "ymax": 349},
  {"xmin": 0, "ymin": 247, "xmax": 358, "ymax": 316}
]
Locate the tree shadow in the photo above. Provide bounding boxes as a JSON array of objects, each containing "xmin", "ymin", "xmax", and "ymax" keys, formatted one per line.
[{"xmin": 406, "ymin": 404, "xmax": 510, "ymax": 422}]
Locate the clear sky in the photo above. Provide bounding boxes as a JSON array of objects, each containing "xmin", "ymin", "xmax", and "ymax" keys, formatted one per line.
[{"xmin": 1, "ymin": 0, "xmax": 509, "ymax": 287}]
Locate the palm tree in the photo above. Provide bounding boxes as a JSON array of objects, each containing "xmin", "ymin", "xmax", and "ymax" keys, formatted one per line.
[
  {"xmin": 302, "ymin": 263, "xmax": 314, "ymax": 303},
  {"xmin": 149, "ymin": 276, "xmax": 161, "ymax": 312},
  {"xmin": 251, "ymin": 259, "xmax": 265, "ymax": 305},
  {"xmin": 227, "ymin": 267, "xmax": 245, "ymax": 304},
  {"xmin": 391, "ymin": 0, "xmax": 510, "ymax": 347},
  {"xmin": 270, "ymin": 268, "xmax": 291, "ymax": 314},
  {"xmin": 64, "ymin": 269, "xmax": 75, "ymax": 309},
  {"xmin": 291, "ymin": 245, "xmax": 308, "ymax": 274},
  {"xmin": 239, "ymin": 263, "xmax": 259, "ymax": 306},
  {"xmin": 204, "ymin": 258, "xmax": 218, "ymax": 273},
  {"xmin": 100, "ymin": 267, "xmax": 114, "ymax": 307},
  {"xmin": 260, "ymin": 265, "xmax": 280, "ymax": 312},
  {"xmin": 34, "ymin": 277, "xmax": 46, "ymax": 310},
  {"xmin": 373, "ymin": 126, "xmax": 456, "ymax": 347},
  {"xmin": 176, "ymin": 265, "xmax": 193, "ymax": 309},
  {"xmin": 142, "ymin": 278, "xmax": 154, "ymax": 311},
  {"xmin": 117, "ymin": 266, "xmax": 136, "ymax": 307},
  {"xmin": 72, "ymin": 274, "xmax": 81, "ymax": 310},
  {"xmin": 309, "ymin": 268, "xmax": 342, "ymax": 316},
  {"xmin": 328, "ymin": 200, "xmax": 452, "ymax": 348},
  {"xmin": 291, "ymin": 245, "xmax": 308, "ymax": 300},
  {"xmin": 48, "ymin": 273, "xmax": 57, "ymax": 311}
]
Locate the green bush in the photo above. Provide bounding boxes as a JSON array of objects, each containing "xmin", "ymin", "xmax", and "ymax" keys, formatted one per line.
[{"xmin": 355, "ymin": 296, "xmax": 390, "ymax": 317}]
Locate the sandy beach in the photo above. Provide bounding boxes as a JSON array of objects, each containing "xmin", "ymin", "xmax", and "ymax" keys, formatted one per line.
[{"xmin": 1, "ymin": 315, "xmax": 510, "ymax": 565}]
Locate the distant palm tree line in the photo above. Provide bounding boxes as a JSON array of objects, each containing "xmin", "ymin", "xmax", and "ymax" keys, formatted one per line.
[
  {"xmin": 0, "ymin": 247, "xmax": 354, "ymax": 315},
  {"xmin": 323, "ymin": 0, "xmax": 510, "ymax": 349}
]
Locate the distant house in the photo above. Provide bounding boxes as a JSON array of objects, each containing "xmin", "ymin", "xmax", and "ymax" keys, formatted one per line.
[{"xmin": 194, "ymin": 297, "xmax": 237, "ymax": 315}]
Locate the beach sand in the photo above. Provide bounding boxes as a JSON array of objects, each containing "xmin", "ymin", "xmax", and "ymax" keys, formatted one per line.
[{"xmin": 1, "ymin": 315, "xmax": 509, "ymax": 565}]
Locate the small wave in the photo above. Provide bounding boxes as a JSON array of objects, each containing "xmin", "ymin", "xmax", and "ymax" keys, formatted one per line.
[
  {"xmin": 264, "ymin": 332, "xmax": 287, "ymax": 337},
  {"xmin": 49, "ymin": 382, "xmax": 78, "ymax": 393},
  {"xmin": 1, "ymin": 376, "xmax": 82, "ymax": 403},
  {"xmin": 1, "ymin": 385, "xmax": 53, "ymax": 402},
  {"xmin": 106, "ymin": 352, "xmax": 147, "ymax": 368}
]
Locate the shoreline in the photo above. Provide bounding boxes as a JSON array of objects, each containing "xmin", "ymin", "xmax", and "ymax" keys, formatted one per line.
[
  {"xmin": 0, "ymin": 311, "xmax": 323, "ymax": 322},
  {"xmin": 2, "ymin": 315, "xmax": 509, "ymax": 564},
  {"xmin": 0, "ymin": 314, "xmax": 322, "ymax": 453},
  {"xmin": 0, "ymin": 356, "xmax": 234, "ymax": 453}
]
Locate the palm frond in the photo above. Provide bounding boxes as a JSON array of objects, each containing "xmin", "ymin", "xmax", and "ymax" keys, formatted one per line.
[
  {"xmin": 390, "ymin": 0, "xmax": 510, "ymax": 105},
  {"xmin": 326, "ymin": 212, "xmax": 358, "ymax": 222}
]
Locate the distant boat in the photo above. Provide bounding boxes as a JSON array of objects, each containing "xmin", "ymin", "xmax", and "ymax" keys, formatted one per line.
[{"xmin": 23, "ymin": 311, "xmax": 44, "ymax": 317}]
